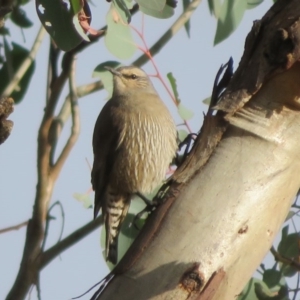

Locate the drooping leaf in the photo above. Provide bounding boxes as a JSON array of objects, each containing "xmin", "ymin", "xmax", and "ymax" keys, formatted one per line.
[
  {"xmin": 0, "ymin": 42, "xmax": 35, "ymax": 104},
  {"xmin": 182, "ymin": 0, "xmax": 191, "ymax": 37},
  {"xmin": 138, "ymin": 0, "xmax": 174, "ymax": 19},
  {"xmin": 178, "ymin": 129, "xmax": 188, "ymax": 142},
  {"xmin": 238, "ymin": 278, "xmax": 264, "ymax": 300},
  {"xmin": 285, "ymin": 210, "xmax": 296, "ymax": 222},
  {"xmin": 35, "ymin": 0, "xmax": 87, "ymax": 51},
  {"xmin": 73, "ymin": 192, "xmax": 93, "ymax": 209},
  {"xmin": 115, "ymin": 0, "xmax": 132, "ymax": 23},
  {"xmin": 105, "ymin": 2, "xmax": 136, "ymax": 59},
  {"xmin": 262, "ymin": 269, "xmax": 282, "ymax": 290},
  {"xmin": 255, "ymin": 282, "xmax": 289, "ymax": 300},
  {"xmin": 207, "ymin": 0, "xmax": 222, "ymax": 18},
  {"xmin": 167, "ymin": 72, "xmax": 180, "ymax": 104},
  {"xmin": 93, "ymin": 61, "xmax": 121, "ymax": 98},
  {"xmin": 124, "ymin": 0, "xmax": 134, "ymax": 9},
  {"xmin": 247, "ymin": 0, "xmax": 264, "ymax": 9},
  {"xmin": 202, "ymin": 96, "xmax": 211, "ymax": 105},
  {"xmin": 178, "ymin": 102, "xmax": 194, "ymax": 120},
  {"xmin": 136, "ymin": 0, "xmax": 166, "ymax": 11},
  {"xmin": 277, "ymin": 232, "xmax": 299, "ymax": 277},
  {"xmin": 214, "ymin": 0, "xmax": 247, "ymax": 45},
  {"xmin": 10, "ymin": 6, "xmax": 33, "ymax": 28}
]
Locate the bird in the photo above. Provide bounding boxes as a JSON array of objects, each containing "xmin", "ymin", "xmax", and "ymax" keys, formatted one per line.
[{"xmin": 91, "ymin": 65, "xmax": 177, "ymax": 264}]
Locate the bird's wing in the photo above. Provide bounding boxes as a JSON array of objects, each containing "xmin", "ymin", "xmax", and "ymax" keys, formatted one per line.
[{"xmin": 91, "ymin": 100, "xmax": 120, "ymax": 219}]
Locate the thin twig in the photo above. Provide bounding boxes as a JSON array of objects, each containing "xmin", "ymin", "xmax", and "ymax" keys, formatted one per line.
[
  {"xmin": 41, "ymin": 201, "xmax": 65, "ymax": 251},
  {"xmin": 51, "ymin": 57, "xmax": 80, "ymax": 180},
  {"xmin": 270, "ymin": 246, "xmax": 300, "ymax": 271},
  {"xmin": 40, "ymin": 216, "xmax": 103, "ymax": 269},
  {"xmin": 2, "ymin": 26, "xmax": 46, "ymax": 97},
  {"xmin": 0, "ymin": 220, "xmax": 28, "ymax": 234}
]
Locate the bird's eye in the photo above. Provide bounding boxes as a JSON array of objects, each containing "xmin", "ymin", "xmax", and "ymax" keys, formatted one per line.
[{"xmin": 131, "ymin": 74, "xmax": 137, "ymax": 79}]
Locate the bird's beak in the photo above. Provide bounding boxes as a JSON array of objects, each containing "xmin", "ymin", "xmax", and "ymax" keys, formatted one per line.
[{"xmin": 105, "ymin": 66, "xmax": 121, "ymax": 77}]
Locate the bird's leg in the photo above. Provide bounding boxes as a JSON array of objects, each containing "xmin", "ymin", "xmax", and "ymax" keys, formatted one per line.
[{"xmin": 136, "ymin": 191, "xmax": 159, "ymax": 206}]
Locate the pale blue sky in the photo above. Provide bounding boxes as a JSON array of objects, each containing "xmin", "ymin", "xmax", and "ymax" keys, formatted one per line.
[{"xmin": 0, "ymin": 1, "xmax": 276, "ymax": 299}]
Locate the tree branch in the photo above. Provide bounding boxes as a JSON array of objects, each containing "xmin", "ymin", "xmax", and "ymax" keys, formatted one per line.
[
  {"xmin": 40, "ymin": 216, "xmax": 103, "ymax": 269},
  {"xmin": 2, "ymin": 26, "xmax": 46, "ymax": 97},
  {"xmin": 0, "ymin": 220, "xmax": 28, "ymax": 234},
  {"xmin": 51, "ymin": 57, "xmax": 80, "ymax": 180}
]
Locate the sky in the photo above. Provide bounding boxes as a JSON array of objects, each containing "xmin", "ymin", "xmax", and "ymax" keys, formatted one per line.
[{"xmin": 0, "ymin": 0, "xmax": 278, "ymax": 299}]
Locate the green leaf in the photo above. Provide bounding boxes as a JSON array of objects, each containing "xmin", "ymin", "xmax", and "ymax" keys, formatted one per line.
[
  {"xmin": 35, "ymin": 0, "xmax": 86, "ymax": 51},
  {"xmin": 93, "ymin": 61, "xmax": 121, "ymax": 98},
  {"xmin": 178, "ymin": 102, "xmax": 194, "ymax": 120},
  {"xmin": 262, "ymin": 269, "xmax": 282, "ymax": 289},
  {"xmin": 278, "ymin": 232, "xmax": 298, "ymax": 257},
  {"xmin": 202, "ymin": 96, "xmax": 211, "ymax": 105},
  {"xmin": 247, "ymin": 0, "xmax": 264, "ymax": 9},
  {"xmin": 124, "ymin": 0, "xmax": 134, "ymax": 9},
  {"xmin": 0, "ymin": 42, "xmax": 35, "ymax": 104},
  {"xmin": 139, "ymin": 1, "xmax": 174, "ymax": 19},
  {"xmin": 136, "ymin": 0, "xmax": 166, "ymax": 11},
  {"xmin": 208, "ymin": 0, "xmax": 222, "ymax": 18},
  {"xmin": 285, "ymin": 210, "xmax": 296, "ymax": 222},
  {"xmin": 238, "ymin": 278, "xmax": 264, "ymax": 300},
  {"xmin": 0, "ymin": 26, "xmax": 10, "ymax": 36},
  {"xmin": 277, "ymin": 232, "xmax": 299, "ymax": 277},
  {"xmin": 73, "ymin": 193, "xmax": 93, "ymax": 209},
  {"xmin": 105, "ymin": 2, "xmax": 136, "ymax": 59},
  {"xmin": 167, "ymin": 72, "xmax": 180, "ymax": 104},
  {"xmin": 70, "ymin": 0, "xmax": 82, "ymax": 14},
  {"xmin": 114, "ymin": 0, "xmax": 132, "ymax": 23},
  {"xmin": 254, "ymin": 282, "xmax": 278, "ymax": 299},
  {"xmin": 281, "ymin": 225, "xmax": 289, "ymax": 240},
  {"xmin": 178, "ymin": 129, "xmax": 189, "ymax": 142},
  {"xmin": 10, "ymin": 6, "xmax": 33, "ymax": 28},
  {"xmin": 214, "ymin": 0, "xmax": 247, "ymax": 45},
  {"xmin": 182, "ymin": 0, "xmax": 191, "ymax": 37}
]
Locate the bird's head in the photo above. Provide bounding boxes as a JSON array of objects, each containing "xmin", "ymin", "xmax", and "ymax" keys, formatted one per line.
[{"xmin": 105, "ymin": 66, "xmax": 156, "ymax": 96}]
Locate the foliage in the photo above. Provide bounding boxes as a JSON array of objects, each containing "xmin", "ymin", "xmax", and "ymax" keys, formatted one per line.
[{"xmin": 2, "ymin": 0, "xmax": 300, "ymax": 299}]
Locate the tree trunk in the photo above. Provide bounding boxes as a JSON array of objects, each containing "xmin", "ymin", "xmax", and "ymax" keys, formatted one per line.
[{"xmin": 96, "ymin": 0, "xmax": 300, "ymax": 299}]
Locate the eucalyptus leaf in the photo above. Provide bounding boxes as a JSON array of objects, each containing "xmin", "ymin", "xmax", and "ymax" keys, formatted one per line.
[
  {"xmin": 139, "ymin": 2, "xmax": 174, "ymax": 19},
  {"xmin": 178, "ymin": 129, "xmax": 189, "ymax": 142},
  {"xmin": 247, "ymin": 0, "xmax": 264, "ymax": 9},
  {"xmin": 136, "ymin": 0, "xmax": 166, "ymax": 11},
  {"xmin": 10, "ymin": 6, "xmax": 33, "ymax": 28},
  {"xmin": 178, "ymin": 102, "xmax": 194, "ymax": 121},
  {"xmin": 0, "ymin": 42, "xmax": 35, "ymax": 104},
  {"xmin": 93, "ymin": 61, "xmax": 121, "ymax": 98},
  {"xmin": 105, "ymin": 2, "xmax": 136, "ymax": 59},
  {"xmin": 73, "ymin": 193, "xmax": 93, "ymax": 209},
  {"xmin": 214, "ymin": 0, "xmax": 247, "ymax": 45},
  {"xmin": 35, "ymin": 0, "xmax": 85, "ymax": 51},
  {"xmin": 202, "ymin": 96, "xmax": 211, "ymax": 105},
  {"xmin": 208, "ymin": 0, "xmax": 222, "ymax": 18},
  {"xmin": 182, "ymin": 0, "xmax": 191, "ymax": 37},
  {"xmin": 167, "ymin": 72, "xmax": 180, "ymax": 103}
]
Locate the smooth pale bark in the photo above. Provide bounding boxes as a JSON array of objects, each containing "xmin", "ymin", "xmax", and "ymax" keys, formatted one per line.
[
  {"xmin": 97, "ymin": 63, "xmax": 300, "ymax": 300},
  {"xmin": 96, "ymin": 1, "xmax": 300, "ymax": 298}
]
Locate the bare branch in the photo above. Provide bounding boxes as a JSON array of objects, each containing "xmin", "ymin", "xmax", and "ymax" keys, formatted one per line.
[
  {"xmin": 2, "ymin": 26, "xmax": 46, "ymax": 97},
  {"xmin": 40, "ymin": 216, "xmax": 103, "ymax": 269},
  {"xmin": 51, "ymin": 57, "xmax": 80, "ymax": 180},
  {"xmin": 270, "ymin": 247, "xmax": 300, "ymax": 271},
  {"xmin": 0, "ymin": 220, "xmax": 28, "ymax": 234}
]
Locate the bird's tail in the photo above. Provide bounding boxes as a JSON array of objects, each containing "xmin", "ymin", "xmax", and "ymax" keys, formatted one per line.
[{"xmin": 105, "ymin": 190, "xmax": 131, "ymax": 264}]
